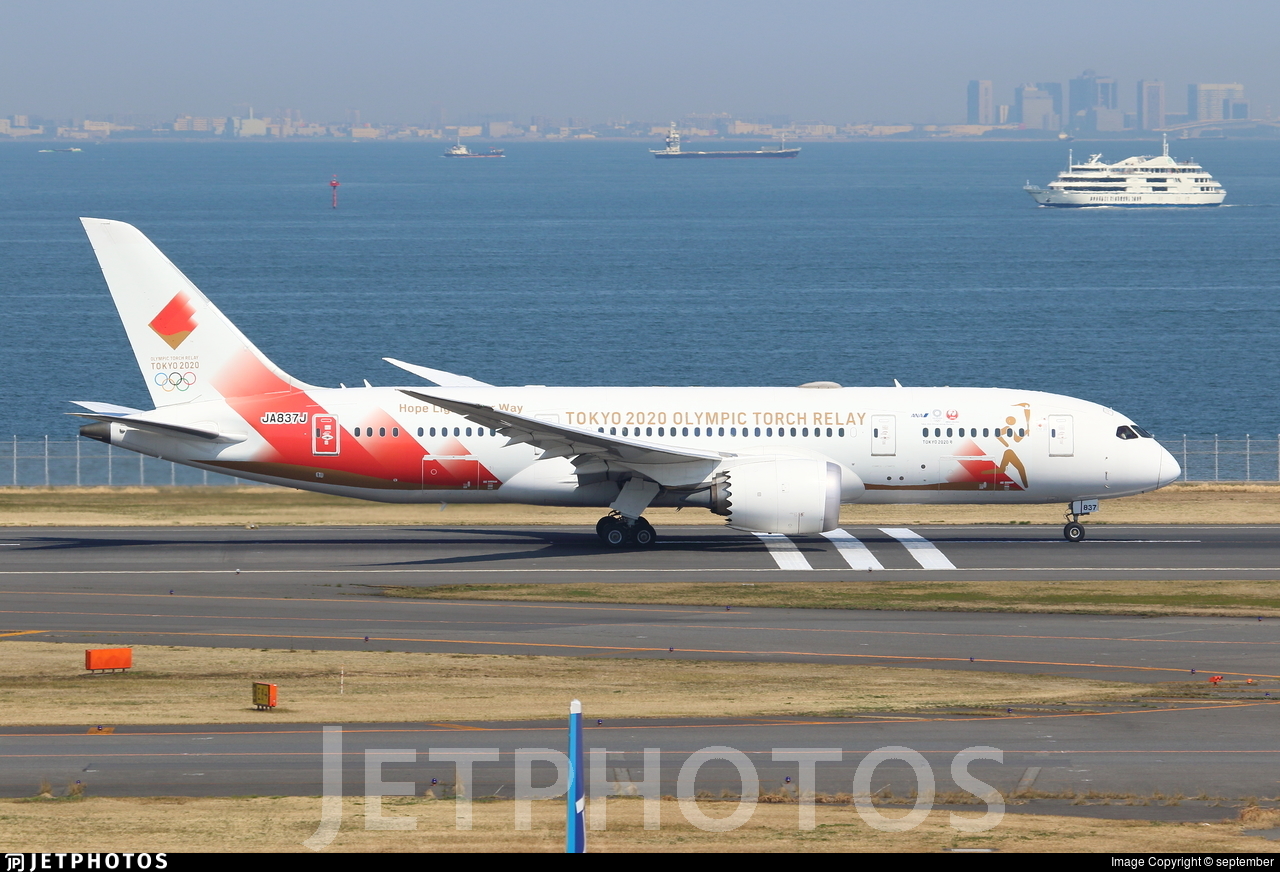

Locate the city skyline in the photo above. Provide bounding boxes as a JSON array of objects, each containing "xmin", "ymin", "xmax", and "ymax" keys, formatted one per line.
[
  {"xmin": 2, "ymin": 0, "xmax": 1278, "ymax": 126},
  {"xmin": 4, "ymin": 67, "xmax": 1268, "ymax": 143}
]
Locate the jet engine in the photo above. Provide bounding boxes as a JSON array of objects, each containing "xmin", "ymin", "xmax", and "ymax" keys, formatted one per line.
[{"xmin": 708, "ymin": 455, "xmax": 850, "ymax": 535}]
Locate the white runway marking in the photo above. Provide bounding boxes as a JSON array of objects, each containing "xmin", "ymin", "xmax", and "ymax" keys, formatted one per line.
[
  {"xmin": 821, "ymin": 529, "xmax": 885, "ymax": 571},
  {"xmin": 879, "ymin": 527, "xmax": 957, "ymax": 570},
  {"xmin": 752, "ymin": 533, "xmax": 813, "ymax": 570}
]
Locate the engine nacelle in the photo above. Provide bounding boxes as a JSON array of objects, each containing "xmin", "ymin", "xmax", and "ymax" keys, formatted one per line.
[{"xmin": 709, "ymin": 456, "xmax": 847, "ymax": 535}]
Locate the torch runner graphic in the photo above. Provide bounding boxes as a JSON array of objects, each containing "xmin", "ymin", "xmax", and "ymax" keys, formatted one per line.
[{"xmin": 995, "ymin": 402, "xmax": 1032, "ymax": 489}]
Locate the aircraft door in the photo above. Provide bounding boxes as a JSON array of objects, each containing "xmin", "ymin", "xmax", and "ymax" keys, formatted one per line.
[
  {"xmin": 871, "ymin": 415, "xmax": 896, "ymax": 455},
  {"xmin": 312, "ymin": 415, "xmax": 340, "ymax": 456},
  {"xmin": 1048, "ymin": 415, "xmax": 1074, "ymax": 456},
  {"xmin": 422, "ymin": 454, "xmax": 482, "ymax": 490}
]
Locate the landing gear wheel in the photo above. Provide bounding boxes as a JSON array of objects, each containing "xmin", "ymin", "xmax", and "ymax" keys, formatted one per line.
[
  {"xmin": 632, "ymin": 518, "xmax": 656, "ymax": 548},
  {"xmin": 603, "ymin": 522, "xmax": 631, "ymax": 548},
  {"xmin": 1064, "ymin": 522, "xmax": 1085, "ymax": 542},
  {"xmin": 596, "ymin": 515, "xmax": 619, "ymax": 540}
]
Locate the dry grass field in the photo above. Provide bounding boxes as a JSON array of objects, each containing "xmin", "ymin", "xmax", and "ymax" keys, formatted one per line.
[
  {"xmin": 387, "ymin": 578, "xmax": 1280, "ymax": 619},
  {"xmin": 1, "ymin": 481, "xmax": 1279, "ymax": 527},
  {"xmin": 2, "ymin": 796, "xmax": 1275, "ymax": 853},
  {"xmin": 0, "ymin": 641, "xmax": 1154, "ymax": 725}
]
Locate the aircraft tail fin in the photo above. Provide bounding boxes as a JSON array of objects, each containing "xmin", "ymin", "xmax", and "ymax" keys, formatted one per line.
[{"xmin": 80, "ymin": 218, "xmax": 312, "ymax": 408}]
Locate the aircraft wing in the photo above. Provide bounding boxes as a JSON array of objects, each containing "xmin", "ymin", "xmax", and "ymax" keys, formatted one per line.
[
  {"xmin": 383, "ymin": 358, "xmax": 494, "ymax": 387},
  {"xmin": 400, "ymin": 389, "xmax": 727, "ymax": 487}
]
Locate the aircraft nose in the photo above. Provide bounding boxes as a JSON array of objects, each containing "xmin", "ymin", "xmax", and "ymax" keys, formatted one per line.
[{"xmin": 1157, "ymin": 442, "xmax": 1181, "ymax": 488}]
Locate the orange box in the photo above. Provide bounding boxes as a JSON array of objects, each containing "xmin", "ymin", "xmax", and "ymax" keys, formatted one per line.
[
  {"xmin": 85, "ymin": 648, "xmax": 132, "ymax": 671},
  {"xmin": 253, "ymin": 682, "xmax": 278, "ymax": 709}
]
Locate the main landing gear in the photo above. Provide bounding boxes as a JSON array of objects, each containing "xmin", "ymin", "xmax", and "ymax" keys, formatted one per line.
[{"xmin": 596, "ymin": 513, "xmax": 656, "ymax": 548}]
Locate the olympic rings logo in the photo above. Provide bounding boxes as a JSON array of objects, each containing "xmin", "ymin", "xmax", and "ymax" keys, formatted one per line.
[{"xmin": 154, "ymin": 371, "xmax": 198, "ymax": 392}]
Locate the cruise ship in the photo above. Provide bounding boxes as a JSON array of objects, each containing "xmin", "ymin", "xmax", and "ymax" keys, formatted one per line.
[{"xmin": 1024, "ymin": 137, "xmax": 1225, "ymax": 207}]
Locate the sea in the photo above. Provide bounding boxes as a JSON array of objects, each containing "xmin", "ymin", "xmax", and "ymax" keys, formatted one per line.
[{"xmin": 2, "ymin": 137, "xmax": 1278, "ymax": 442}]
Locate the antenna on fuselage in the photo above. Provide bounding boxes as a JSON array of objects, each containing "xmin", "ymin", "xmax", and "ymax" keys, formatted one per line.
[{"xmin": 893, "ymin": 379, "xmax": 903, "ymax": 387}]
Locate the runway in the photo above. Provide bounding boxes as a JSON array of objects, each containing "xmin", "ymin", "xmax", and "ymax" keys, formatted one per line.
[
  {"xmin": 3, "ymin": 523, "xmax": 1280, "ymax": 582},
  {"xmin": 2, "ymin": 524, "xmax": 1278, "ymax": 810}
]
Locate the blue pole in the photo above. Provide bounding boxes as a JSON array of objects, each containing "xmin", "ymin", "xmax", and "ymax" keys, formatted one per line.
[{"xmin": 567, "ymin": 698, "xmax": 585, "ymax": 853}]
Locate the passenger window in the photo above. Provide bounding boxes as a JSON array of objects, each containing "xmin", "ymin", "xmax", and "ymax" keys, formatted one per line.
[
  {"xmin": 658, "ymin": 427, "xmax": 664, "ymax": 436},
  {"xmin": 417, "ymin": 427, "xmax": 424, "ymax": 437},
  {"xmin": 465, "ymin": 427, "xmax": 472, "ymax": 436},
  {"xmin": 454, "ymin": 427, "xmax": 460, "ymax": 437},
  {"xmin": 682, "ymin": 427, "xmax": 689, "ymax": 436},
  {"xmin": 934, "ymin": 428, "xmax": 940, "ymax": 437},
  {"xmin": 802, "ymin": 427, "xmax": 809, "ymax": 437},
  {"xmin": 838, "ymin": 428, "xmax": 844, "ymax": 437},
  {"xmin": 646, "ymin": 427, "xmax": 653, "ymax": 436},
  {"xmin": 718, "ymin": 427, "xmax": 725, "ymax": 437},
  {"xmin": 610, "ymin": 427, "xmax": 616, "ymax": 435},
  {"xmin": 392, "ymin": 428, "xmax": 399, "ymax": 437},
  {"xmin": 922, "ymin": 428, "xmax": 928, "ymax": 437},
  {"xmin": 946, "ymin": 428, "xmax": 953, "ymax": 437},
  {"xmin": 983, "ymin": 428, "xmax": 989, "ymax": 437},
  {"xmin": 766, "ymin": 428, "xmax": 772, "ymax": 437},
  {"xmin": 379, "ymin": 427, "xmax": 386, "ymax": 437}
]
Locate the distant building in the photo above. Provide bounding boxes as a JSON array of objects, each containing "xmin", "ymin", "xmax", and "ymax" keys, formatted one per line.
[
  {"xmin": 1013, "ymin": 85, "xmax": 1059, "ymax": 130},
  {"xmin": 235, "ymin": 117, "xmax": 268, "ymax": 137},
  {"xmin": 1068, "ymin": 70, "xmax": 1119, "ymax": 131},
  {"xmin": 1137, "ymin": 80, "xmax": 1166, "ymax": 130},
  {"xmin": 1188, "ymin": 83, "xmax": 1247, "ymax": 121},
  {"xmin": 967, "ymin": 80, "xmax": 994, "ymax": 125},
  {"xmin": 1035, "ymin": 82, "xmax": 1064, "ymax": 120}
]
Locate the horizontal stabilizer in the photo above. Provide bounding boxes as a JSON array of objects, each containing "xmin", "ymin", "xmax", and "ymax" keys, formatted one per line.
[
  {"xmin": 71, "ymin": 400, "xmax": 146, "ymax": 416},
  {"xmin": 69, "ymin": 412, "xmax": 245, "ymax": 443},
  {"xmin": 383, "ymin": 358, "xmax": 494, "ymax": 387}
]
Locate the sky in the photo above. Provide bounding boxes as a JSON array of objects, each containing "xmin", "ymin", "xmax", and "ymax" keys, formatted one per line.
[{"xmin": 4, "ymin": 0, "xmax": 1278, "ymax": 125}]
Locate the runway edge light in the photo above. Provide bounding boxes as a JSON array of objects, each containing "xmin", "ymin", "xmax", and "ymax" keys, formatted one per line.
[{"xmin": 567, "ymin": 698, "xmax": 585, "ymax": 853}]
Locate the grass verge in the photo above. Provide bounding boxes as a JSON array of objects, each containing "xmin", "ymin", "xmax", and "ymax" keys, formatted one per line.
[
  {"xmin": 0, "ymin": 641, "xmax": 1156, "ymax": 725},
  {"xmin": 382, "ymin": 579, "xmax": 1280, "ymax": 618},
  {"xmin": 1, "ymin": 796, "xmax": 1275, "ymax": 853},
  {"xmin": 4, "ymin": 482, "xmax": 1280, "ymax": 526}
]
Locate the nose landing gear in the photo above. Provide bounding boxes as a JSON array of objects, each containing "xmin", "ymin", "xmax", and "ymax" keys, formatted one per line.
[
  {"xmin": 1063, "ymin": 500, "xmax": 1096, "ymax": 542},
  {"xmin": 596, "ymin": 512, "xmax": 657, "ymax": 548}
]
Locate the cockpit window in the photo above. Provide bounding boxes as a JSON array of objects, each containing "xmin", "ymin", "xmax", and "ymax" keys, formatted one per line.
[
  {"xmin": 1132, "ymin": 425, "xmax": 1154, "ymax": 438},
  {"xmin": 1116, "ymin": 425, "xmax": 1140, "ymax": 440}
]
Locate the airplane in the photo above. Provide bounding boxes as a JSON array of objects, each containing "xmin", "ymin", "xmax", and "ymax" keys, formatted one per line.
[{"xmin": 73, "ymin": 217, "xmax": 1180, "ymax": 547}]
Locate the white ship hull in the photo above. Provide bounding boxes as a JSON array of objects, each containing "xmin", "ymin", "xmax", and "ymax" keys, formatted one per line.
[
  {"xmin": 1025, "ymin": 137, "xmax": 1226, "ymax": 208},
  {"xmin": 1026, "ymin": 187, "xmax": 1227, "ymax": 207}
]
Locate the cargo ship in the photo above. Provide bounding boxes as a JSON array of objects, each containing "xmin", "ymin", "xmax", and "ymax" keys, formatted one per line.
[
  {"xmin": 650, "ymin": 123, "xmax": 799, "ymax": 159},
  {"xmin": 443, "ymin": 139, "xmax": 505, "ymax": 158}
]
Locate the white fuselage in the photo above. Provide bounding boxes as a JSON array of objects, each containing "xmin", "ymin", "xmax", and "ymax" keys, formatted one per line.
[{"xmin": 103, "ymin": 384, "xmax": 1180, "ymax": 511}]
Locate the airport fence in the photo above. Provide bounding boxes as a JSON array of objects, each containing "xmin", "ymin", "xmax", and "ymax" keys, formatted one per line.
[{"xmin": 3, "ymin": 435, "xmax": 1278, "ymax": 487}]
